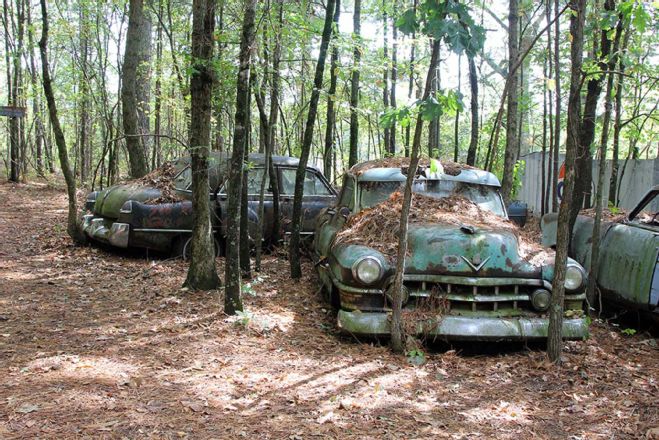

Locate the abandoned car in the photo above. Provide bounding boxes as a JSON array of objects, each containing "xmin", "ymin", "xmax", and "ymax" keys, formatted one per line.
[
  {"xmin": 82, "ymin": 153, "xmax": 337, "ymax": 257},
  {"xmin": 313, "ymin": 159, "xmax": 589, "ymax": 341},
  {"xmin": 542, "ymin": 185, "xmax": 659, "ymax": 321}
]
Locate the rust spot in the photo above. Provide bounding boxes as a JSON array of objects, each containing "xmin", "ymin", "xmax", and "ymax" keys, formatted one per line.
[
  {"xmin": 443, "ymin": 255, "xmax": 459, "ymax": 265},
  {"xmin": 500, "ymin": 243, "xmax": 507, "ymax": 254},
  {"xmin": 505, "ymin": 258, "xmax": 514, "ymax": 268}
]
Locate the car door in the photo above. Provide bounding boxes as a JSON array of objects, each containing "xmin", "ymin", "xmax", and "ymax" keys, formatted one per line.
[{"xmin": 278, "ymin": 167, "xmax": 337, "ymax": 235}]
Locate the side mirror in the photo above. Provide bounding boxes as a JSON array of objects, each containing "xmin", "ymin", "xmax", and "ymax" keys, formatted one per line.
[{"xmin": 339, "ymin": 206, "xmax": 351, "ymax": 219}]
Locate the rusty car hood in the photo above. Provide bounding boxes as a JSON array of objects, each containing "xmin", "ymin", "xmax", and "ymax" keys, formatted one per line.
[
  {"xmin": 94, "ymin": 184, "xmax": 173, "ymax": 219},
  {"xmin": 404, "ymin": 224, "xmax": 540, "ymax": 277}
]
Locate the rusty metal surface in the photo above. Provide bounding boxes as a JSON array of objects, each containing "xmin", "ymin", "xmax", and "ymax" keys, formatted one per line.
[
  {"xmin": 542, "ymin": 188, "xmax": 659, "ymax": 316},
  {"xmin": 315, "ymin": 164, "xmax": 588, "ymax": 340},
  {"xmin": 83, "ymin": 156, "xmax": 337, "ymax": 254}
]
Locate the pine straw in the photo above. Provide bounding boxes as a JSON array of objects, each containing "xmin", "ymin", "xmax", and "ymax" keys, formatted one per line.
[
  {"xmin": 128, "ymin": 162, "xmax": 183, "ymax": 204},
  {"xmin": 579, "ymin": 207, "xmax": 629, "ymax": 223},
  {"xmin": 335, "ymin": 191, "xmax": 552, "ymax": 265},
  {"xmin": 349, "ymin": 157, "xmax": 477, "ymax": 176}
]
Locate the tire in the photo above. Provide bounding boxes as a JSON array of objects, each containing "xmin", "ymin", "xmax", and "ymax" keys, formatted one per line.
[{"xmin": 172, "ymin": 235, "xmax": 221, "ymax": 261}]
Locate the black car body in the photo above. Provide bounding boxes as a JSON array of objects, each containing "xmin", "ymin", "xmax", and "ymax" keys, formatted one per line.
[{"xmin": 81, "ymin": 153, "xmax": 337, "ymax": 256}]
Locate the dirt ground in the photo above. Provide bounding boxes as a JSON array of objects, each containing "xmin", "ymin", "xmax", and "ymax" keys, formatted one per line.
[{"xmin": 1, "ymin": 181, "xmax": 658, "ymax": 439}]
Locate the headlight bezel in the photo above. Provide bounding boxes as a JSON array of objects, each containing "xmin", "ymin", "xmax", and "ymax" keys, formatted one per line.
[
  {"xmin": 565, "ymin": 263, "xmax": 586, "ymax": 292},
  {"xmin": 351, "ymin": 256, "xmax": 384, "ymax": 286}
]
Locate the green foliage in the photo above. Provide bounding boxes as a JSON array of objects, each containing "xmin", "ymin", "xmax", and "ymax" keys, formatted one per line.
[
  {"xmin": 621, "ymin": 328, "xmax": 637, "ymax": 336},
  {"xmin": 397, "ymin": 0, "xmax": 485, "ymax": 57},
  {"xmin": 511, "ymin": 160, "xmax": 525, "ymax": 200},
  {"xmin": 406, "ymin": 348, "xmax": 426, "ymax": 366}
]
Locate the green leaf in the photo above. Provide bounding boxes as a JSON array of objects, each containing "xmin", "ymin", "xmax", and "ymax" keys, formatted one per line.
[{"xmin": 396, "ymin": 8, "xmax": 419, "ymax": 35}]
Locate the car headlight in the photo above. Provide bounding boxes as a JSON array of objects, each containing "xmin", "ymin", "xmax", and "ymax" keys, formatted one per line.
[
  {"xmin": 351, "ymin": 256, "xmax": 383, "ymax": 285},
  {"xmin": 565, "ymin": 264, "xmax": 585, "ymax": 292},
  {"xmin": 85, "ymin": 191, "xmax": 98, "ymax": 211},
  {"xmin": 119, "ymin": 200, "xmax": 133, "ymax": 214}
]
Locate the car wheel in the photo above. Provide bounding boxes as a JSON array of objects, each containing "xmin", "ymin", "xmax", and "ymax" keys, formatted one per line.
[{"xmin": 172, "ymin": 235, "xmax": 221, "ymax": 261}]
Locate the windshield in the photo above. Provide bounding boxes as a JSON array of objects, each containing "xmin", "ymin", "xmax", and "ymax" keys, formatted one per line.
[{"xmin": 359, "ymin": 179, "xmax": 506, "ymax": 217}]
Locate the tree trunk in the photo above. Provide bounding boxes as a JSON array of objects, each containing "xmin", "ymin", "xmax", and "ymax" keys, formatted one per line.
[
  {"xmin": 26, "ymin": 5, "xmax": 44, "ymax": 176},
  {"xmin": 268, "ymin": 0, "xmax": 282, "ymax": 246},
  {"xmin": 348, "ymin": 0, "xmax": 361, "ymax": 167},
  {"xmin": 391, "ymin": 40, "xmax": 441, "ymax": 354},
  {"xmin": 121, "ymin": 0, "xmax": 152, "ymax": 178},
  {"xmin": 405, "ymin": 0, "xmax": 417, "ymax": 158},
  {"xmin": 184, "ymin": 0, "xmax": 220, "ymax": 291},
  {"xmin": 609, "ymin": 25, "xmax": 629, "ymax": 206},
  {"xmin": 382, "ymin": 4, "xmax": 391, "ymax": 156},
  {"xmin": 390, "ymin": 9, "xmax": 397, "ymax": 155},
  {"xmin": 500, "ymin": 0, "xmax": 519, "ymax": 204},
  {"xmin": 587, "ymin": 16, "xmax": 621, "ymax": 309},
  {"xmin": 570, "ymin": 0, "xmax": 615, "ymax": 232},
  {"xmin": 465, "ymin": 54, "xmax": 478, "ymax": 166},
  {"xmin": 225, "ymin": 0, "xmax": 257, "ymax": 314},
  {"xmin": 289, "ymin": 0, "xmax": 336, "ymax": 279},
  {"xmin": 552, "ymin": 0, "xmax": 561, "ymax": 212},
  {"xmin": 78, "ymin": 3, "xmax": 91, "ymax": 186},
  {"xmin": 324, "ymin": 0, "xmax": 340, "ymax": 182},
  {"xmin": 453, "ymin": 54, "xmax": 461, "ymax": 162},
  {"xmin": 548, "ymin": 0, "xmax": 585, "ymax": 364},
  {"xmin": 39, "ymin": 0, "xmax": 85, "ymax": 243}
]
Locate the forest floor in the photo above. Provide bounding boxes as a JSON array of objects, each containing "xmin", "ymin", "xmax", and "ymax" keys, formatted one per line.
[{"xmin": 0, "ymin": 180, "xmax": 658, "ymax": 439}]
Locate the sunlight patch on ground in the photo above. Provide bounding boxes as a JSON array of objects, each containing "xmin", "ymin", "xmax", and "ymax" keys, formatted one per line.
[
  {"xmin": 460, "ymin": 400, "xmax": 531, "ymax": 425},
  {"xmin": 25, "ymin": 354, "xmax": 141, "ymax": 385}
]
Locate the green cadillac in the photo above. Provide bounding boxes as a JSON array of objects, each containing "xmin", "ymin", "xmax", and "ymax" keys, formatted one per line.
[{"xmin": 313, "ymin": 159, "xmax": 589, "ymax": 341}]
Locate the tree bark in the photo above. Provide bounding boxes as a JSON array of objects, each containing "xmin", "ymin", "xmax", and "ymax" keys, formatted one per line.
[
  {"xmin": 548, "ymin": 0, "xmax": 585, "ymax": 364},
  {"xmin": 39, "ymin": 0, "xmax": 85, "ymax": 243},
  {"xmin": 570, "ymin": 0, "xmax": 615, "ymax": 232},
  {"xmin": 348, "ymin": 0, "xmax": 361, "ymax": 167},
  {"xmin": 225, "ymin": 0, "xmax": 257, "ymax": 313},
  {"xmin": 465, "ymin": 54, "xmax": 478, "ymax": 166},
  {"xmin": 391, "ymin": 40, "xmax": 441, "ymax": 354},
  {"xmin": 453, "ymin": 54, "xmax": 461, "ymax": 162},
  {"xmin": 324, "ymin": 0, "xmax": 341, "ymax": 182},
  {"xmin": 390, "ymin": 8, "xmax": 398, "ymax": 155},
  {"xmin": 552, "ymin": 0, "xmax": 561, "ymax": 212},
  {"xmin": 500, "ymin": 0, "xmax": 519, "ymax": 204},
  {"xmin": 184, "ymin": 0, "xmax": 220, "ymax": 291},
  {"xmin": 289, "ymin": 0, "xmax": 336, "ymax": 279},
  {"xmin": 268, "ymin": 0, "xmax": 283, "ymax": 246},
  {"xmin": 609, "ymin": 25, "xmax": 629, "ymax": 205},
  {"xmin": 121, "ymin": 0, "xmax": 152, "ymax": 178},
  {"xmin": 587, "ymin": 15, "xmax": 621, "ymax": 309}
]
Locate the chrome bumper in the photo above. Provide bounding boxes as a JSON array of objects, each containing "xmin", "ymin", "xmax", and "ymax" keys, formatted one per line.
[
  {"xmin": 337, "ymin": 310, "xmax": 589, "ymax": 341},
  {"xmin": 82, "ymin": 215, "xmax": 130, "ymax": 248}
]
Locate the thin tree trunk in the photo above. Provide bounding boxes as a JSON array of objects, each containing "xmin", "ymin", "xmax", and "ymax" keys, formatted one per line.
[
  {"xmin": 268, "ymin": 0, "xmax": 282, "ymax": 246},
  {"xmin": 382, "ymin": 4, "xmax": 390, "ymax": 156},
  {"xmin": 552, "ymin": 0, "xmax": 561, "ymax": 212},
  {"xmin": 26, "ymin": 5, "xmax": 44, "ymax": 176},
  {"xmin": 390, "ymin": 8, "xmax": 397, "ymax": 155},
  {"xmin": 548, "ymin": 0, "xmax": 585, "ymax": 364},
  {"xmin": 500, "ymin": 0, "xmax": 519, "ymax": 204},
  {"xmin": 324, "ymin": 0, "xmax": 340, "ymax": 181},
  {"xmin": 39, "ymin": 0, "xmax": 85, "ymax": 243},
  {"xmin": 609, "ymin": 25, "xmax": 629, "ymax": 205},
  {"xmin": 225, "ymin": 0, "xmax": 257, "ymax": 313},
  {"xmin": 465, "ymin": 54, "xmax": 478, "ymax": 166},
  {"xmin": 453, "ymin": 54, "xmax": 461, "ymax": 162},
  {"xmin": 184, "ymin": 0, "xmax": 220, "ymax": 290},
  {"xmin": 348, "ymin": 0, "xmax": 361, "ymax": 167},
  {"xmin": 289, "ymin": 0, "xmax": 336, "ymax": 279},
  {"xmin": 391, "ymin": 40, "xmax": 441, "ymax": 354},
  {"xmin": 587, "ymin": 16, "xmax": 621, "ymax": 309}
]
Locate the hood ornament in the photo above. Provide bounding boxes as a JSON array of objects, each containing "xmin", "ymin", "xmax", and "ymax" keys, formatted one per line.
[{"xmin": 461, "ymin": 255, "xmax": 490, "ymax": 272}]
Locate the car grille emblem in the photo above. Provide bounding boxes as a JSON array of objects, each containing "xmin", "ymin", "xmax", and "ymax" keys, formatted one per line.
[{"xmin": 461, "ymin": 255, "xmax": 490, "ymax": 272}]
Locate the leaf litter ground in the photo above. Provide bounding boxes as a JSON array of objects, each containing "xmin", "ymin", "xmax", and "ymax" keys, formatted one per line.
[{"xmin": 0, "ymin": 180, "xmax": 658, "ymax": 439}]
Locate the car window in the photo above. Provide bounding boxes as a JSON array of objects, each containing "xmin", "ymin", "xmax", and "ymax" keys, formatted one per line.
[
  {"xmin": 359, "ymin": 179, "xmax": 506, "ymax": 217},
  {"xmin": 174, "ymin": 167, "xmax": 192, "ymax": 191},
  {"xmin": 338, "ymin": 175, "xmax": 355, "ymax": 209},
  {"xmin": 247, "ymin": 168, "xmax": 270, "ymax": 194},
  {"xmin": 280, "ymin": 169, "xmax": 332, "ymax": 196}
]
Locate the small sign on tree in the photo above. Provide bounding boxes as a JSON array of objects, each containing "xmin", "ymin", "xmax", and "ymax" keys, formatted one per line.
[{"xmin": 0, "ymin": 106, "xmax": 26, "ymax": 118}]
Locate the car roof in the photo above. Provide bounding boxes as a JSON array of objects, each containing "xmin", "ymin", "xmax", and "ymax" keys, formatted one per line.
[{"xmin": 353, "ymin": 166, "xmax": 501, "ymax": 187}]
